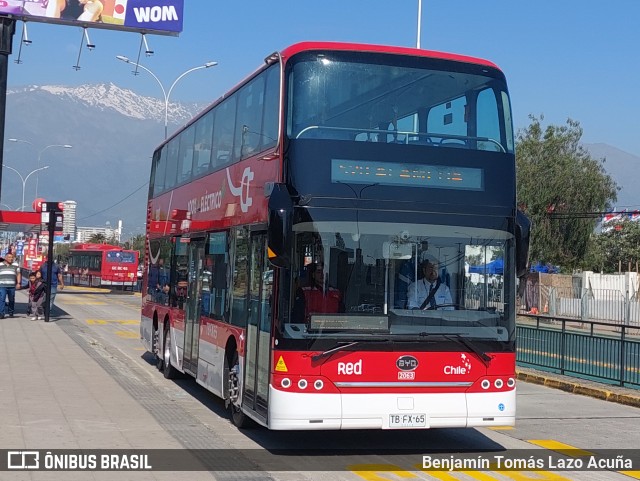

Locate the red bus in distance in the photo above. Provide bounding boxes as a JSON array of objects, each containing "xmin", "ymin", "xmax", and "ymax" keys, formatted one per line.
[
  {"xmin": 68, "ymin": 243, "xmax": 139, "ymax": 289},
  {"xmin": 140, "ymin": 41, "xmax": 530, "ymax": 430}
]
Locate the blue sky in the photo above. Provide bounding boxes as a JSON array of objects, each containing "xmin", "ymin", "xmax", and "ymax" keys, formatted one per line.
[{"xmin": 7, "ymin": 0, "xmax": 640, "ymax": 156}]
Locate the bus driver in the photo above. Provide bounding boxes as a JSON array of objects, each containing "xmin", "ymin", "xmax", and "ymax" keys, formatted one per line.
[{"xmin": 407, "ymin": 256, "xmax": 454, "ymax": 310}]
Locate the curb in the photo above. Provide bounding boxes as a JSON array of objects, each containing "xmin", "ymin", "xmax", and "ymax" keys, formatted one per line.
[{"xmin": 516, "ymin": 369, "xmax": 640, "ymax": 408}]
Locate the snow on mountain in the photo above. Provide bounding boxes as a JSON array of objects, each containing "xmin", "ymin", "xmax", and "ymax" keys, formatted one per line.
[{"xmin": 8, "ymin": 83, "xmax": 201, "ymax": 123}]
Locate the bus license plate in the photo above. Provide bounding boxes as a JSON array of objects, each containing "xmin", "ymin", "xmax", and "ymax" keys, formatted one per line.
[{"xmin": 389, "ymin": 413, "xmax": 427, "ymax": 428}]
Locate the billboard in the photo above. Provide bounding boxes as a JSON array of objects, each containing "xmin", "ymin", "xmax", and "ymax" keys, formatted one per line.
[{"xmin": 0, "ymin": 0, "xmax": 184, "ymax": 36}]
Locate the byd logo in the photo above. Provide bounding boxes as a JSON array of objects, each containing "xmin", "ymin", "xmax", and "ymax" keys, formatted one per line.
[
  {"xmin": 396, "ymin": 355, "xmax": 419, "ymax": 371},
  {"xmin": 337, "ymin": 359, "xmax": 362, "ymax": 375}
]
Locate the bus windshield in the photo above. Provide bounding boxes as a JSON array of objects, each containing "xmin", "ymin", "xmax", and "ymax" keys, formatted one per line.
[
  {"xmin": 105, "ymin": 251, "xmax": 137, "ymax": 263},
  {"xmin": 287, "ymin": 50, "xmax": 514, "ymax": 154},
  {"xmin": 286, "ymin": 221, "xmax": 514, "ymax": 343}
]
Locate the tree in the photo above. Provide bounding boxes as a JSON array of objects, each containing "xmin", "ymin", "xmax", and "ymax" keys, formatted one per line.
[
  {"xmin": 516, "ymin": 116, "xmax": 618, "ymax": 270},
  {"xmin": 586, "ymin": 220, "xmax": 640, "ymax": 273},
  {"xmin": 122, "ymin": 234, "xmax": 145, "ymax": 262},
  {"xmin": 87, "ymin": 233, "xmax": 107, "ymax": 244},
  {"xmin": 54, "ymin": 243, "xmax": 71, "ymax": 264}
]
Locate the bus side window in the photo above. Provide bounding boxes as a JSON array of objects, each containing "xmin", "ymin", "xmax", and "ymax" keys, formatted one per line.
[
  {"xmin": 194, "ymin": 110, "xmax": 214, "ymax": 176},
  {"xmin": 177, "ymin": 125, "xmax": 196, "ymax": 183},
  {"xmin": 205, "ymin": 232, "xmax": 228, "ymax": 320},
  {"xmin": 212, "ymin": 96, "xmax": 237, "ymax": 169},
  {"xmin": 230, "ymin": 227, "xmax": 248, "ymax": 327},
  {"xmin": 235, "ymin": 76, "xmax": 265, "ymax": 159}
]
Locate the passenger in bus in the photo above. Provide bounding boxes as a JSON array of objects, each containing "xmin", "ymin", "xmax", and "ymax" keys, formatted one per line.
[
  {"xmin": 159, "ymin": 283, "xmax": 171, "ymax": 306},
  {"xmin": 148, "ymin": 258, "xmax": 168, "ymax": 302},
  {"xmin": 300, "ymin": 262, "xmax": 344, "ymax": 320},
  {"xmin": 407, "ymin": 257, "xmax": 454, "ymax": 310}
]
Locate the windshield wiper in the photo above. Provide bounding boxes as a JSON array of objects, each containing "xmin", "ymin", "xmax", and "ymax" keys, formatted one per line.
[
  {"xmin": 310, "ymin": 339, "xmax": 391, "ymax": 362},
  {"xmin": 311, "ymin": 341, "xmax": 361, "ymax": 362},
  {"xmin": 443, "ymin": 334, "xmax": 492, "ymax": 367}
]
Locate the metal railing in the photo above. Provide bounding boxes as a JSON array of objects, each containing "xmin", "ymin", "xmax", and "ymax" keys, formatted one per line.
[
  {"xmin": 521, "ymin": 286, "xmax": 640, "ymax": 327},
  {"xmin": 517, "ymin": 314, "xmax": 640, "ymax": 388}
]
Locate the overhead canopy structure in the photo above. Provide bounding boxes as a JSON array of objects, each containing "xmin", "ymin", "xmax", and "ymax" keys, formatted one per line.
[
  {"xmin": 468, "ymin": 258, "xmax": 504, "ymax": 275},
  {"xmin": 0, "ymin": 210, "xmax": 40, "ymax": 233}
]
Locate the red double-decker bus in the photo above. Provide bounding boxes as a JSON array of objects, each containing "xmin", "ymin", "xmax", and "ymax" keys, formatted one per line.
[
  {"xmin": 140, "ymin": 42, "xmax": 530, "ymax": 430},
  {"xmin": 68, "ymin": 243, "xmax": 139, "ymax": 288}
]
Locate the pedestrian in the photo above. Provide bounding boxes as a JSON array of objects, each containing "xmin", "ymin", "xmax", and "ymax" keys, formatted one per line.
[
  {"xmin": 39, "ymin": 257, "xmax": 64, "ymax": 316},
  {"xmin": 0, "ymin": 252, "xmax": 21, "ymax": 318},
  {"xmin": 27, "ymin": 272, "xmax": 46, "ymax": 321}
]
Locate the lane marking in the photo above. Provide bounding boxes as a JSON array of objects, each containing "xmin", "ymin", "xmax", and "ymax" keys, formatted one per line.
[
  {"xmin": 115, "ymin": 331, "xmax": 138, "ymax": 339},
  {"xmin": 86, "ymin": 320, "xmax": 138, "ymax": 325},
  {"xmin": 527, "ymin": 440, "xmax": 593, "ymax": 457},
  {"xmin": 620, "ymin": 471, "xmax": 640, "ymax": 479},
  {"xmin": 62, "ymin": 301, "xmax": 107, "ymax": 305},
  {"xmin": 348, "ymin": 465, "xmax": 418, "ymax": 480},
  {"xmin": 488, "ymin": 426, "xmax": 514, "ymax": 430}
]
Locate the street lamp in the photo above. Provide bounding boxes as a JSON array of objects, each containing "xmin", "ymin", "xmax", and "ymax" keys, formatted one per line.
[
  {"xmin": 2, "ymin": 164, "xmax": 49, "ymax": 211},
  {"xmin": 416, "ymin": 0, "xmax": 423, "ymax": 48},
  {"xmin": 116, "ymin": 55, "xmax": 218, "ymax": 139},
  {"xmin": 7, "ymin": 139, "xmax": 73, "ymax": 198}
]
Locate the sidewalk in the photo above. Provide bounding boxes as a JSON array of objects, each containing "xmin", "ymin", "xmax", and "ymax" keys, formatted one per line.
[
  {"xmin": 516, "ymin": 366, "xmax": 640, "ymax": 408},
  {"xmin": 0, "ymin": 292, "xmax": 215, "ymax": 480}
]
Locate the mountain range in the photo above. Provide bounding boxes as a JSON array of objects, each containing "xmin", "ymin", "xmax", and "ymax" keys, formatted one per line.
[
  {"xmin": 4, "ymin": 83, "xmax": 202, "ymax": 236},
  {"xmin": 2, "ymin": 84, "xmax": 638, "ymax": 238}
]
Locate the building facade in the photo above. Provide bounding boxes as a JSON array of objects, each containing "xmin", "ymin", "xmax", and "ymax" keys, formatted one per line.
[{"xmin": 62, "ymin": 200, "xmax": 77, "ymax": 240}]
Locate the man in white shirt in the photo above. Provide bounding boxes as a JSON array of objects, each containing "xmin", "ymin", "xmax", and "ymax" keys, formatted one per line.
[{"xmin": 407, "ymin": 257, "xmax": 454, "ymax": 310}]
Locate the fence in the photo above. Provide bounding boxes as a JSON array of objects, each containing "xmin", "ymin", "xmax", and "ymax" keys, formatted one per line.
[
  {"xmin": 521, "ymin": 285, "xmax": 640, "ymax": 327},
  {"xmin": 517, "ymin": 314, "xmax": 640, "ymax": 388}
]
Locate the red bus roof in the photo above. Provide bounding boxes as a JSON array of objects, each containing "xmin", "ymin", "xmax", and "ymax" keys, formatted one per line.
[
  {"xmin": 278, "ymin": 41, "xmax": 501, "ymax": 71},
  {"xmin": 70, "ymin": 243, "xmax": 125, "ymax": 252}
]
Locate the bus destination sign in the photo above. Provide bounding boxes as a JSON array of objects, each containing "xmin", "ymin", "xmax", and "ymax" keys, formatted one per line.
[{"xmin": 331, "ymin": 159, "xmax": 483, "ymax": 191}]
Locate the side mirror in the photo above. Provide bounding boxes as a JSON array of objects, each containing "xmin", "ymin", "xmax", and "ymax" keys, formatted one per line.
[
  {"xmin": 515, "ymin": 210, "xmax": 531, "ymax": 278},
  {"xmin": 267, "ymin": 183, "xmax": 293, "ymax": 268}
]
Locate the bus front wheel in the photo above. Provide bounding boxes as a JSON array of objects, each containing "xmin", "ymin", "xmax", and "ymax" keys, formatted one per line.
[{"xmin": 226, "ymin": 351, "xmax": 250, "ymax": 428}]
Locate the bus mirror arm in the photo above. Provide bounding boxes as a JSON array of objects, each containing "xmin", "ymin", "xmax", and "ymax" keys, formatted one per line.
[
  {"xmin": 515, "ymin": 209, "xmax": 531, "ymax": 278},
  {"xmin": 267, "ymin": 183, "xmax": 294, "ymax": 269}
]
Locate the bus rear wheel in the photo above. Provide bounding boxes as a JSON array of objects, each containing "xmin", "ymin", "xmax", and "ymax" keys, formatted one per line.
[
  {"xmin": 162, "ymin": 328, "xmax": 179, "ymax": 379},
  {"xmin": 226, "ymin": 351, "xmax": 250, "ymax": 428}
]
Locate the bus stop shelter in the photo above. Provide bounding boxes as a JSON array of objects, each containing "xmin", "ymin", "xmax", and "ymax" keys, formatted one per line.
[{"xmin": 0, "ymin": 210, "xmax": 40, "ymax": 233}]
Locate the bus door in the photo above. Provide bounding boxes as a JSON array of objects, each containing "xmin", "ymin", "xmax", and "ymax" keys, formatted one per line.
[
  {"xmin": 183, "ymin": 238, "xmax": 206, "ymax": 375},
  {"xmin": 243, "ymin": 231, "xmax": 272, "ymax": 419}
]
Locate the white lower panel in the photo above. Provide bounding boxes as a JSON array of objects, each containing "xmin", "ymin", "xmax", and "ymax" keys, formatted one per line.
[{"xmin": 268, "ymin": 387, "xmax": 516, "ymax": 430}]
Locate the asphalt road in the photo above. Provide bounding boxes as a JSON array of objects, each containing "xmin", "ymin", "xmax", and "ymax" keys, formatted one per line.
[{"xmin": 40, "ymin": 286, "xmax": 640, "ymax": 481}]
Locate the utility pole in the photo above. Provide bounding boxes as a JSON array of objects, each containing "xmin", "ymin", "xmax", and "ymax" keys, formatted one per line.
[
  {"xmin": 0, "ymin": 17, "xmax": 16, "ymax": 200},
  {"xmin": 41, "ymin": 201, "xmax": 63, "ymax": 322}
]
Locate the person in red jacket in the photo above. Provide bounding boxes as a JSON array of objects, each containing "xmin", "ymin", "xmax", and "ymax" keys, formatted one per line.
[{"xmin": 301, "ymin": 262, "xmax": 343, "ymax": 320}]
